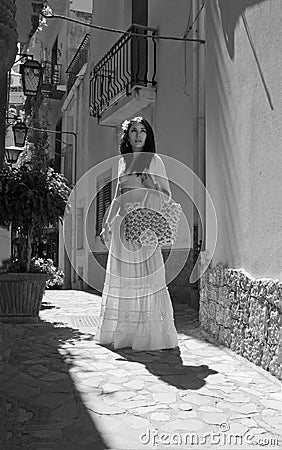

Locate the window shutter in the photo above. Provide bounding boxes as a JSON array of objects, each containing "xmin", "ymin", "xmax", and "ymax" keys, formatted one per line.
[{"xmin": 96, "ymin": 170, "xmax": 112, "ymax": 236}]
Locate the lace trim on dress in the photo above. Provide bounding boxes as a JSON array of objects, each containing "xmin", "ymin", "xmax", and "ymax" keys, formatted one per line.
[{"xmin": 97, "ymin": 309, "xmax": 173, "ymax": 323}]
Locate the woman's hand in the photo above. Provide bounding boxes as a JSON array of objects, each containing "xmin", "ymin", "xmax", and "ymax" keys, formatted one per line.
[
  {"xmin": 100, "ymin": 223, "xmax": 111, "ymax": 246},
  {"xmin": 140, "ymin": 173, "xmax": 158, "ymax": 190}
]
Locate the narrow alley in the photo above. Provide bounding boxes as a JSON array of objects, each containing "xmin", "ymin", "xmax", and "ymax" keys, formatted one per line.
[{"xmin": 1, "ymin": 290, "xmax": 281, "ymax": 449}]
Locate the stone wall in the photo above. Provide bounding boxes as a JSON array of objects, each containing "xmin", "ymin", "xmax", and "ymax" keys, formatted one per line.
[{"xmin": 199, "ymin": 263, "xmax": 282, "ymax": 381}]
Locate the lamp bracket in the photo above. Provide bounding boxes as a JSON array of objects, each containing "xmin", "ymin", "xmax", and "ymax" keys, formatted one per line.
[{"xmin": 16, "ymin": 54, "xmax": 34, "ymax": 63}]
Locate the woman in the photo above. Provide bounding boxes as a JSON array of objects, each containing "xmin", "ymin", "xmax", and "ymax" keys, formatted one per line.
[{"xmin": 95, "ymin": 117, "xmax": 178, "ymax": 351}]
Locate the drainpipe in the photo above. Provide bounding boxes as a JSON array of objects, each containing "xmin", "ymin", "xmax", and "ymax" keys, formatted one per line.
[
  {"xmin": 72, "ymin": 89, "xmax": 78, "ymax": 288},
  {"xmin": 192, "ymin": 0, "xmax": 206, "ymax": 254}
]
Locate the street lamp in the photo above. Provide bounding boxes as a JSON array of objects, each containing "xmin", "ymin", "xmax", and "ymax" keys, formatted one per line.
[
  {"xmin": 12, "ymin": 121, "xmax": 28, "ymax": 147},
  {"xmin": 20, "ymin": 59, "xmax": 43, "ymax": 96},
  {"xmin": 5, "ymin": 146, "xmax": 23, "ymax": 165}
]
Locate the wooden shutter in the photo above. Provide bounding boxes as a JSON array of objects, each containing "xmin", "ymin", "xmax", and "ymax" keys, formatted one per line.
[{"xmin": 96, "ymin": 170, "xmax": 112, "ymax": 236}]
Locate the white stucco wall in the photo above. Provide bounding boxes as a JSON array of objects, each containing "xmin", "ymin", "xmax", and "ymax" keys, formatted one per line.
[
  {"xmin": 206, "ymin": 0, "xmax": 282, "ymax": 280},
  {"xmin": 0, "ymin": 228, "xmax": 11, "ymax": 267}
]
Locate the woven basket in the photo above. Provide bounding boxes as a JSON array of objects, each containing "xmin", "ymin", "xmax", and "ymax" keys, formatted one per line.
[{"xmin": 0, "ymin": 273, "xmax": 49, "ymax": 323}]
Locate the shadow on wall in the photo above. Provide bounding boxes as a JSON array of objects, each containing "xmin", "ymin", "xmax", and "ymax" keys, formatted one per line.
[
  {"xmin": 207, "ymin": 0, "xmax": 273, "ymax": 266},
  {"xmin": 218, "ymin": 0, "xmax": 268, "ymax": 59}
]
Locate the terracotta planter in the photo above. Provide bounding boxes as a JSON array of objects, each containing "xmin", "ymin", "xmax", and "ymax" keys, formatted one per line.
[{"xmin": 0, "ymin": 273, "xmax": 49, "ymax": 323}]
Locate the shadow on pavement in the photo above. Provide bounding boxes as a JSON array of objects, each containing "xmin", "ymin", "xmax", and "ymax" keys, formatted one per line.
[
  {"xmin": 0, "ymin": 319, "xmax": 110, "ymax": 450},
  {"xmin": 101, "ymin": 345, "xmax": 218, "ymax": 391}
]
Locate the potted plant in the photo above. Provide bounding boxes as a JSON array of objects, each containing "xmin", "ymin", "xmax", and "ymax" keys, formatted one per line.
[{"xmin": 0, "ymin": 162, "xmax": 70, "ymax": 322}]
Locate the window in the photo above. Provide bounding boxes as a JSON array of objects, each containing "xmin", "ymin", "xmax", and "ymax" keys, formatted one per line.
[
  {"xmin": 76, "ymin": 207, "xmax": 84, "ymax": 250},
  {"xmin": 96, "ymin": 170, "xmax": 112, "ymax": 236}
]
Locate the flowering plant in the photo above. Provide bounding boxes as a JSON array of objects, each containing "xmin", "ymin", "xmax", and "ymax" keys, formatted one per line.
[
  {"xmin": 30, "ymin": 258, "xmax": 64, "ymax": 289},
  {"xmin": 3, "ymin": 257, "xmax": 64, "ymax": 289},
  {"xmin": 0, "ymin": 163, "xmax": 70, "ymax": 272}
]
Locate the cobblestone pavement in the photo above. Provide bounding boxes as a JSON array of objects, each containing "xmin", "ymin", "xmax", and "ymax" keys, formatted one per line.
[{"xmin": 0, "ymin": 290, "xmax": 281, "ymax": 450}]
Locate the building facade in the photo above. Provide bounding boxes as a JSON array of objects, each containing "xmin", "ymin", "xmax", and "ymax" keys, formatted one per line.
[{"xmin": 64, "ymin": 0, "xmax": 204, "ymax": 306}]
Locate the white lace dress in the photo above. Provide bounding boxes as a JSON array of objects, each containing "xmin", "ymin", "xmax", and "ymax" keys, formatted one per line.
[{"xmin": 95, "ymin": 154, "xmax": 178, "ymax": 351}]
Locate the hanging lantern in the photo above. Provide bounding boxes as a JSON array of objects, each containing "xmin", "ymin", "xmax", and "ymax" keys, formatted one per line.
[
  {"xmin": 12, "ymin": 121, "xmax": 28, "ymax": 147},
  {"xmin": 20, "ymin": 59, "xmax": 43, "ymax": 96},
  {"xmin": 5, "ymin": 146, "xmax": 23, "ymax": 165}
]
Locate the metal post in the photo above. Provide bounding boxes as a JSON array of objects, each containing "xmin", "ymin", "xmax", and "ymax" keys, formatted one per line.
[{"xmin": 0, "ymin": 73, "xmax": 8, "ymax": 169}]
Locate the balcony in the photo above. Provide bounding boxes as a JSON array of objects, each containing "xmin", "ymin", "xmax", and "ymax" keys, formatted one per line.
[
  {"xmin": 41, "ymin": 61, "xmax": 66, "ymax": 100},
  {"xmin": 66, "ymin": 34, "xmax": 90, "ymax": 93},
  {"xmin": 89, "ymin": 25, "xmax": 157, "ymax": 126}
]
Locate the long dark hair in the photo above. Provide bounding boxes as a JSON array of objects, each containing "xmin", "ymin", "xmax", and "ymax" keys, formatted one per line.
[{"xmin": 119, "ymin": 117, "xmax": 156, "ymax": 174}]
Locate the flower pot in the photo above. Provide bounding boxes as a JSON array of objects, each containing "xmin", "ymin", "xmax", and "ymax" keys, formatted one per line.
[{"xmin": 0, "ymin": 273, "xmax": 50, "ymax": 323}]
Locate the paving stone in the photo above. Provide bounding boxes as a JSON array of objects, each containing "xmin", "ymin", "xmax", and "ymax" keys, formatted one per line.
[
  {"xmin": 151, "ymin": 412, "xmax": 170, "ymax": 421},
  {"xmin": 223, "ymin": 392, "xmax": 251, "ymax": 403},
  {"xmin": 108, "ymin": 376, "xmax": 129, "ymax": 384},
  {"xmin": 200, "ymin": 412, "xmax": 228, "ymax": 425},
  {"xmin": 261, "ymin": 409, "xmax": 278, "ymax": 417},
  {"xmin": 228, "ymin": 403, "xmax": 259, "ymax": 415},
  {"xmin": 131, "ymin": 404, "xmax": 169, "ymax": 415},
  {"xmin": 103, "ymin": 391, "xmax": 135, "ymax": 404},
  {"xmin": 229, "ymin": 376, "xmax": 254, "ymax": 384},
  {"xmin": 107, "ymin": 369, "xmax": 130, "ymax": 378},
  {"xmin": 211, "ymin": 385, "xmax": 236, "ymax": 394},
  {"xmin": 259, "ymin": 399, "xmax": 282, "ymax": 410},
  {"xmin": 197, "ymin": 386, "xmax": 225, "ymax": 398},
  {"xmin": 50, "ymin": 399, "xmax": 80, "ymax": 421},
  {"xmin": 30, "ymin": 428, "xmax": 63, "ymax": 439},
  {"xmin": 78, "ymin": 377, "xmax": 102, "ymax": 388},
  {"xmin": 207, "ymin": 363, "xmax": 236, "ymax": 373},
  {"xmin": 146, "ymin": 383, "xmax": 177, "ymax": 392},
  {"xmin": 40, "ymin": 372, "xmax": 68, "ymax": 381},
  {"xmin": 89, "ymin": 362, "xmax": 117, "ymax": 370},
  {"xmin": 18, "ymin": 408, "xmax": 33, "ymax": 423},
  {"xmin": 137, "ymin": 374, "xmax": 158, "ymax": 381},
  {"xmin": 123, "ymin": 380, "xmax": 145, "ymax": 390},
  {"xmin": 199, "ymin": 405, "xmax": 224, "ymax": 413},
  {"xmin": 240, "ymin": 418, "xmax": 259, "ymax": 427},
  {"xmin": 6, "ymin": 384, "xmax": 41, "ymax": 399},
  {"xmin": 159, "ymin": 418, "xmax": 205, "ymax": 432},
  {"xmin": 121, "ymin": 415, "xmax": 150, "ymax": 429},
  {"xmin": 152, "ymin": 392, "xmax": 177, "ymax": 404},
  {"xmin": 177, "ymin": 403, "xmax": 194, "ymax": 411},
  {"xmin": 206, "ymin": 374, "xmax": 230, "ymax": 384},
  {"xmin": 228, "ymin": 422, "xmax": 250, "ymax": 435},
  {"xmin": 101, "ymin": 383, "xmax": 125, "ymax": 393},
  {"xmin": 61, "ymin": 425, "xmax": 101, "ymax": 447},
  {"xmin": 239, "ymin": 386, "xmax": 263, "ymax": 397},
  {"xmin": 261, "ymin": 415, "xmax": 282, "ymax": 430},
  {"xmin": 180, "ymin": 392, "xmax": 211, "ymax": 405},
  {"xmin": 30, "ymin": 392, "xmax": 67, "ymax": 409},
  {"xmin": 87, "ymin": 402, "xmax": 125, "ymax": 415},
  {"xmin": 247, "ymin": 427, "xmax": 269, "ymax": 436},
  {"xmin": 122, "ymin": 399, "xmax": 156, "ymax": 409},
  {"xmin": 176, "ymin": 410, "xmax": 198, "ymax": 419}
]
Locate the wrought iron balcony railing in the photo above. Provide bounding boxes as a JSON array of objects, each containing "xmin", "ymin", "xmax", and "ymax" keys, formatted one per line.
[
  {"xmin": 90, "ymin": 25, "xmax": 157, "ymax": 119},
  {"xmin": 42, "ymin": 61, "xmax": 62, "ymax": 86},
  {"xmin": 66, "ymin": 34, "xmax": 90, "ymax": 93}
]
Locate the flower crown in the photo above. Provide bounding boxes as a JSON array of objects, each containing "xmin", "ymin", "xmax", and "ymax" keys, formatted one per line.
[{"xmin": 121, "ymin": 116, "xmax": 143, "ymax": 132}]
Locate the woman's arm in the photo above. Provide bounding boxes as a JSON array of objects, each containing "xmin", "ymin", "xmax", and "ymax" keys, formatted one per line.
[
  {"xmin": 100, "ymin": 159, "xmax": 123, "ymax": 243},
  {"xmin": 148, "ymin": 154, "xmax": 172, "ymax": 200}
]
